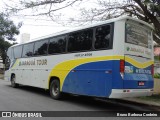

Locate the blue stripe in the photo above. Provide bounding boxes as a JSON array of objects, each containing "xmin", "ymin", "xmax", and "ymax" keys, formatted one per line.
[{"xmin": 62, "ymin": 60, "xmax": 153, "ymax": 97}]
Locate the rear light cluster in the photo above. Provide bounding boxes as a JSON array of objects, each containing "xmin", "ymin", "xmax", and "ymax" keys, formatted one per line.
[
  {"xmin": 120, "ymin": 59, "xmax": 125, "ymax": 73},
  {"xmin": 120, "ymin": 59, "xmax": 125, "ymax": 79},
  {"xmin": 151, "ymin": 64, "xmax": 154, "ymax": 76}
]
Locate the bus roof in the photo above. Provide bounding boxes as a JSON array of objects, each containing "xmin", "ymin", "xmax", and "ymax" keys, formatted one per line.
[{"xmin": 11, "ymin": 16, "xmax": 154, "ymax": 48}]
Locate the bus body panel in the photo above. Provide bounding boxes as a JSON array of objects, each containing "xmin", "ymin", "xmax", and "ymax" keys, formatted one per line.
[
  {"xmin": 62, "ymin": 61, "xmax": 113, "ymax": 97},
  {"xmin": 111, "ymin": 20, "xmax": 125, "ymax": 90},
  {"xmin": 109, "ymin": 89, "xmax": 152, "ymax": 98},
  {"xmin": 4, "ymin": 16, "xmax": 154, "ymax": 98},
  {"xmin": 123, "ymin": 20, "xmax": 154, "ymax": 91},
  {"xmin": 123, "ymin": 58, "xmax": 153, "ymax": 89},
  {"xmin": 111, "ymin": 60, "xmax": 124, "ymax": 89}
]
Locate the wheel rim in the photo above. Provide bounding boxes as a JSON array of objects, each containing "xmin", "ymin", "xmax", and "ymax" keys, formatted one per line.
[{"xmin": 52, "ymin": 84, "xmax": 59, "ymax": 96}]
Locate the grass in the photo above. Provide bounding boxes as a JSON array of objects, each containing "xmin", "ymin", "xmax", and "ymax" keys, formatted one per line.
[{"xmin": 138, "ymin": 94, "xmax": 160, "ymax": 103}]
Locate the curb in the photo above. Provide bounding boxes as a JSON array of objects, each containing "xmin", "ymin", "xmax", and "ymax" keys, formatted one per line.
[{"xmin": 118, "ymin": 98, "xmax": 160, "ymax": 108}]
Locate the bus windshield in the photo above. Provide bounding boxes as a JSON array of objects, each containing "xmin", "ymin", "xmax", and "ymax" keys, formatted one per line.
[{"xmin": 125, "ymin": 22, "xmax": 152, "ymax": 49}]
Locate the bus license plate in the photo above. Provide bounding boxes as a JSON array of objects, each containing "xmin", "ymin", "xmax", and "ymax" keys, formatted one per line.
[{"xmin": 138, "ymin": 81, "xmax": 144, "ymax": 86}]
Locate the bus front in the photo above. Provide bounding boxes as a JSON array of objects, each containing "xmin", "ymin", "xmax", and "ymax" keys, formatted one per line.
[{"xmin": 110, "ymin": 19, "xmax": 154, "ymax": 98}]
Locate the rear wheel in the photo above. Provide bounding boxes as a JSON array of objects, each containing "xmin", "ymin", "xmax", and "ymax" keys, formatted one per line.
[
  {"xmin": 11, "ymin": 75, "xmax": 19, "ymax": 88},
  {"xmin": 50, "ymin": 79, "xmax": 62, "ymax": 100}
]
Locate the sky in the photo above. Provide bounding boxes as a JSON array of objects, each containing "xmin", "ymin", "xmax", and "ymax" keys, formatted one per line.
[
  {"xmin": 0, "ymin": 0, "xmax": 93, "ymax": 43},
  {"xmin": 0, "ymin": 0, "xmax": 101, "ymax": 43},
  {"xmin": 9, "ymin": 7, "xmax": 79, "ymax": 43},
  {"xmin": 12, "ymin": 16, "xmax": 71, "ymax": 43}
]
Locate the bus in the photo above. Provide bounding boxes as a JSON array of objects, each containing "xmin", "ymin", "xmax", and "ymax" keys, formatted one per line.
[{"xmin": 4, "ymin": 16, "xmax": 154, "ymax": 99}]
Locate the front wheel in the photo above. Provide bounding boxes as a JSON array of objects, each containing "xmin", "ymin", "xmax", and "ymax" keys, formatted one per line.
[
  {"xmin": 50, "ymin": 79, "xmax": 62, "ymax": 100},
  {"xmin": 11, "ymin": 75, "xmax": 19, "ymax": 88}
]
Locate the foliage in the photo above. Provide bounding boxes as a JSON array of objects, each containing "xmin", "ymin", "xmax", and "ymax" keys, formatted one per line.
[
  {"xmin": 4, "ymin": 0, "xmax": 160, "ymax": 43},
  {"xmin": 134, "ymin": 0, "xmax": 160, "ymax": 42},
  {"xmin": 154, "ymin": 73, "xmax": 160, "ymax": 78},
  {"xmin": 0, "ymin": 13, "xmax": 20, "ymax": 64},
  {"xmin": 0, "ymin": 13, "xmax": 20, "ymax": 41},
  {"xmin": 4, "ymin": 0, "xmax": 81, "ymax": 19},
  {"xmin": 0, "ymin": 40, "xmax": 11, "ymax": 64},
  {"xmin": 77, "ymin": 0, "xmax": 160, "ymax": 43},
  {"xmin": 0, "ymin": 40, "xmax": 17, "ymax": 64},
  {"xmin": 154, "ymin": 56, "xmax": 160, "ymax": 62}
]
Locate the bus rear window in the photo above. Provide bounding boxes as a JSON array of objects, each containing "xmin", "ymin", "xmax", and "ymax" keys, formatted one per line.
[{"xmin": 125, "ymin": 22, "xmax": 152, "ymax": 49}]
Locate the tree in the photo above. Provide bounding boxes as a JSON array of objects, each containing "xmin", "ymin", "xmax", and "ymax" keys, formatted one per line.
[
  {"xmin": 4, "ymin": 0, "xmax": 81, "ymax": 20},
  {"xmin": 76, "ymin": 0, "xmax": 160, "ymax": 43},
  {"xmin": 133, "ymin": 0, "xmax": 160, "ymax": 43},
  {"xmin": 4, "ymin": 0, "xmax": 160, "ymax": 42},
  {"xmin": 60, "ymin": 0, "xmax": 160, "ymax": 43},
  {"xmin": 0, "ymin": 41, "xmax": 11, "ymax": 64},
  {"xmin": 0, "ymin": 13, "xmax": 20, "ymax": 64},
  {"xmin": 0, "ymin": 13, "xmax": 20, "ymax": 41}
]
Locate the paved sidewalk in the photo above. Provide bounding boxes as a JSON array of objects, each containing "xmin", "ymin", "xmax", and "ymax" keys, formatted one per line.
[{"xmin": 121, "ymin": 97, "xmax": 160, "ymax": 107}]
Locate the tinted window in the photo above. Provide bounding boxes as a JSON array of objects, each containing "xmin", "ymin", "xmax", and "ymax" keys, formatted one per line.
[
  {"xmin": 68, "ymin": 29, "xmax": 93, "ymax": 52},
  {"xmin": 48, "ymin": 35, "xmax": 66, "ymax": 54},
  {"xmin": 34, "ymin": 40, "xmax": 48, "ymax": 56},
  {"xmin": 7, "ymin": 48, "xmax": 13, "ymax": 59},
  {"xmin": 22, "ymin": 43, "xmax": 34, "ymax": 57},
  {"xmin": 94, "ymin": 25, "xmax": 111, "ymax": 49},
  {"xmin": 125, "ymin": 22, "xmax": 151, "ymax": 48},
  {"xmin": 14, "ymin": 45, "xmax": 23, "ymax": 58}
]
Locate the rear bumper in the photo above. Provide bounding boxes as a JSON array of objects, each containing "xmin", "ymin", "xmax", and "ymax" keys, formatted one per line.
[{"xmin": 109, "ymin": 89, "xmax": 153, "ymax": 98}]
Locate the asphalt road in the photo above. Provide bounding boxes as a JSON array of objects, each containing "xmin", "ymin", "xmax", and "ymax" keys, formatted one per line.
[{"xmin": 0, "ymin": 79, "xmax": 159, "ymax": 120}]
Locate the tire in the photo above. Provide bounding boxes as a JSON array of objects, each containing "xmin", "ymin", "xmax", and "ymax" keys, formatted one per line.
[
  {"xmin": 49, "ymin": 79, "xmax": 62, "ymax": 100},
  {"xmin": 11, "ymin": 75, "xmax": 19, "ymax": 88}
]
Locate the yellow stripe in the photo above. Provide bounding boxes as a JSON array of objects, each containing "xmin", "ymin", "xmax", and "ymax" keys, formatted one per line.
[
  {"xmin": 48, "ymin": 55, "xmax": 124, "ymax": 90},
  {"xmin": 125, "ymin": 56, "xmax": 154, "ymax": 68},
  {"xmin": 48, "ymin": 55, "xmax": 154, "ymax": 90},
  {"xmin": 11, "ymin": 59, "xmax": 19, "ymax": 69}
]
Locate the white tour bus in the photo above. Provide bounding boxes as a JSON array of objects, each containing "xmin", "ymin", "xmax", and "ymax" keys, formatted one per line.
[{"xmin": 5, "ymin": 16, "xmax": 154, "ymax": 99}]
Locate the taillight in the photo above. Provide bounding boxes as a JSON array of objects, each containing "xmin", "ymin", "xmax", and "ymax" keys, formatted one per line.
[
  {"xmin": 120, "ymin": 59, "xmax": 125, "ymax": 73},
  {"xmin": 151, "ymin": 64, "xmax": 154, "ymax": 76}
]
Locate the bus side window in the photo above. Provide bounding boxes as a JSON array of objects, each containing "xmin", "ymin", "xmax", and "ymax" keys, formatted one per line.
[
  {"xmin": 94, "ymin": 25, "xmax": 111, "ymax": 49},
  {"xmin": 22, "ymin": 43, "xmax": 34, "ymax": 57},
  {"xmin": 48, "ymin": 35, "xmax": 66, "ymax": 54},
  {"xmin": 68, "ymin": 29, "xmax": 93, "ymax": 52},
  {"xmin": 7, "ymin": 48, "xmax": 11, "ymax": 60},
  {"xmin": 34, "ymin": 40, "xmax": 48, "ymax": 56},
  {"xmin": 14, "ymin": 45, "xmax": 23, "ymax": 58}
]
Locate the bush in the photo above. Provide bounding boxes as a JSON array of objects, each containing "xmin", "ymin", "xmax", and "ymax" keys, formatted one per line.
[{"xmin": 154, "ymin": 73, "xmax": 160, "ymax": 78}]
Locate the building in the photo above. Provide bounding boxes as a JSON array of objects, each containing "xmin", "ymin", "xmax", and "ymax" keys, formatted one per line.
[{"xmin": 20, "ymin": 33, "xmax": 30, "ymax": 43}]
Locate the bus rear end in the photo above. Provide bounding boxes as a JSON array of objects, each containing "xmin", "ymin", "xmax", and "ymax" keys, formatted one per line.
[{"xmin": 110, "ymin": 19, "xmax": 154, "ymax": 98}]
